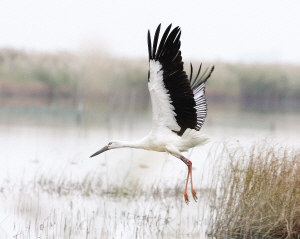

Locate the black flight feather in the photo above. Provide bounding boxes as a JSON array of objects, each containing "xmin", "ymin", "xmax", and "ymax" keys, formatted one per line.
[
  {"xmin": 147, "ymin": 30, "xmax": 152, "ymax": 60},
  {"xmin": 152, "ymin": 24, "xmax": 161, "ymax": 59},
  {"xmin": 189, "ymin": 63, "xmax": 193, "ymax": 82}
]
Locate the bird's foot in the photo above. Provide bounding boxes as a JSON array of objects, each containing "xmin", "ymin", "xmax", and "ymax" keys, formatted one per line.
[
  {"xmin": 184, "ymin": 192, "xmax": 189, "ymax": 205},
  {"xmin": 191, "ymin": 189, "xmax": 198, "ymax": 202}
]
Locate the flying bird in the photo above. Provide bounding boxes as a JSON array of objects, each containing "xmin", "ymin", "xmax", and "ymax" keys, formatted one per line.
[{"xmin": 90, "ymin": 24, "xmax": 214, "ymax": 204}]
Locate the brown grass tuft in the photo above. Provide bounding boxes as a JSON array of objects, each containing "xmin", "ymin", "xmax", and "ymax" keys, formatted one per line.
[{"xmin": 208, "ymin": 142, "xmax": 300, "ymax": 238}]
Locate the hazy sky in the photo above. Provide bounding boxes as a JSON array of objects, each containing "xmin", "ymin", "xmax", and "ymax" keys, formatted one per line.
[{"xmin": 0, "ymin": 0, "xmax": 299, "ymax": 63}]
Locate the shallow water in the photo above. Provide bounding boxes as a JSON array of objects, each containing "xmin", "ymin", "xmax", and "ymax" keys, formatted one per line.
[{"xmin": 0, "ymin": 106, "xmax": 299, "ymax": 238}]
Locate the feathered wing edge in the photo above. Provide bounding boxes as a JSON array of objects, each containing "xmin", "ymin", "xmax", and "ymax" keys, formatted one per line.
[{"xmin": 189, "ymin": 64, "xmax": 214, "ymax": 130}]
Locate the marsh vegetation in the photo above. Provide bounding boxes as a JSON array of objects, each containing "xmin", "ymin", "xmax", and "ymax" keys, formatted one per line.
[{"xmin": 208, "ymin": 143, "xmax": 300, "ymax": 238}]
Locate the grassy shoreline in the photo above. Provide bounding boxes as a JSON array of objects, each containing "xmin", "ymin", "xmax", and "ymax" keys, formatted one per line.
[{"xmin": 208, "ymin": 142, "xmax": 300, "ymax": 238}]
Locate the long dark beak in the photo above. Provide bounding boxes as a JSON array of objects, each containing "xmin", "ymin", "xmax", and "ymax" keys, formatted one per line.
[{"xmin": 90, "ymin": 146, "xmax": 109, "ymax": 158}]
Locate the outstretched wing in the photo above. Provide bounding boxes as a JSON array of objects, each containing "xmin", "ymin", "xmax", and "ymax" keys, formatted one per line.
[{"xmin": 147, "ymin": 24, "xmax": 214, "ymax": 136}]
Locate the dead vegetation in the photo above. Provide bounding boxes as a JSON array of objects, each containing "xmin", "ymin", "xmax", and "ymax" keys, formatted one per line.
[{"xmin": 208, "ymin": 142, "xmax": 300, "ymax": 238}]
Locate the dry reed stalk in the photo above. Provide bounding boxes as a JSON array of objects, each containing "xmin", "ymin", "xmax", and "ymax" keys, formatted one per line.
[{"xmin": 208, "ymin": 142, "xmax": 300, "ymax": 238}]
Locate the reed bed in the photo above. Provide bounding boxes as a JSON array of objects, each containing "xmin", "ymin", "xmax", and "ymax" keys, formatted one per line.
[{"xmin": 208, "ymin": 142, "xmax": 300, "ymax": 238}]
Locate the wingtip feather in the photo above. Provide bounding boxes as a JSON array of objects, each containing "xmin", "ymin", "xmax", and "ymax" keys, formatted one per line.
[
  {"xmin": 147, "ymin": 30, "xmax": 152, "ymax": 60},
  {"xmin": 152, "ymin": 24, "xmax": 161, "ymax": 59},
  {"xmin": 189, "ymin": 63, "xmax": 193, "ymax": 82}
]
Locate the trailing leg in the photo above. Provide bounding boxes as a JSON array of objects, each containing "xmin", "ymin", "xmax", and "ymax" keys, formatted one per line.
[
  {"xmin": 184, "ymin": 168, "xmax": 190, "ymax": 204},
  {"xmin": 166, "ymin": 146, "xmax": 197, "ymax": 204},
  {"xmin": 180, "ymin": 156, "xmax": 197, "ymax": 202}
]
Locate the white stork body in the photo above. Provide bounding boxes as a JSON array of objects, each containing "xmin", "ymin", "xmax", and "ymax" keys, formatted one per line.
[
  {"xmin": 90, "ymin": 24, "xmax": 214, "ymax": 204},
  {"xmin": 112, "ymin": 129, "xmax": 210, "ymax": 154}
]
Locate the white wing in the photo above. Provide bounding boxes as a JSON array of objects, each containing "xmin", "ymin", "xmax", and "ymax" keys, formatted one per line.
[{"xmin": 148, "ymin": 60, "xmax": 180, "ymax": 132}]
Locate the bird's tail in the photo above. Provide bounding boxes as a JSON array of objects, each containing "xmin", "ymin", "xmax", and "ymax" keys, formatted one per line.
[{"xmin": 182, "ymin": 128, "xmax": 211, "ymax": 147}]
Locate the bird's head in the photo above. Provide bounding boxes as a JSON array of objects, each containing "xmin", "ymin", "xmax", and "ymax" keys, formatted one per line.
[{"xmin": 90, "ymin": 140, "xmax": 121, "ymax": 158}]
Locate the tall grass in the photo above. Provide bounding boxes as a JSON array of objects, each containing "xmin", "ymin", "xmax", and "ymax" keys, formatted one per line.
[{"xmin": 208, "ymin": 142, "xmax": 300, "ymax": 238}]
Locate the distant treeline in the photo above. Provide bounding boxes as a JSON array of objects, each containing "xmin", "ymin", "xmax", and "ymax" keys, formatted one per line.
[{"xmin": 0, "ymin": 48, "xmax": 300, "ymax": 110}]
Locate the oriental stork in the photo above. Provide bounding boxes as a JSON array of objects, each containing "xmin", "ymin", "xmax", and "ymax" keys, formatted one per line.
[{"xmin": 90, "ymin": 24, "xmax": 214, "ymax": 204}]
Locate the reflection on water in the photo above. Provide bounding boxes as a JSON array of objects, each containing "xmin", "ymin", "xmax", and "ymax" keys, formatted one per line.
[{"xmin": 0, "ymin": 103, "xmax": 300, "ymax": 238}]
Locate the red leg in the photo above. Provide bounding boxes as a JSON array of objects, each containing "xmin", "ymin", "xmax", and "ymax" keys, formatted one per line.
[
  {"xmin": 180, "ymin": 156, "xmax": 197, "ymax": 203},
  {"xmin": 184, "ymin": 169, "xmax": 190, "ymax": 204},
  {"xmin": 189, "ymin": 162, "xmax": 198, "ymax": 202}
]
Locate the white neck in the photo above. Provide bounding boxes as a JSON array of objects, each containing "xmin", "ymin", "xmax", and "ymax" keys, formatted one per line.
[{"xmin": 115, "ymin": 139, "xmax": 147, "ymax": 150}]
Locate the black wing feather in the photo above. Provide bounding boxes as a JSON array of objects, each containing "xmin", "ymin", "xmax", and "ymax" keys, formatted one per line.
[
  {"xmin": 152, "ymin": 24, "xmax": 161, "ymax": 59},
  {"xmin": 148, "ymin": 24, "xmax": 214, "ymax": 136},
  {"xmin": 147, "ymin": 30, "xmax": 152, "ymax": 60},
  {"xmin": 156, "ymin": 24, "xmax": 172, "ymax": 59}
]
